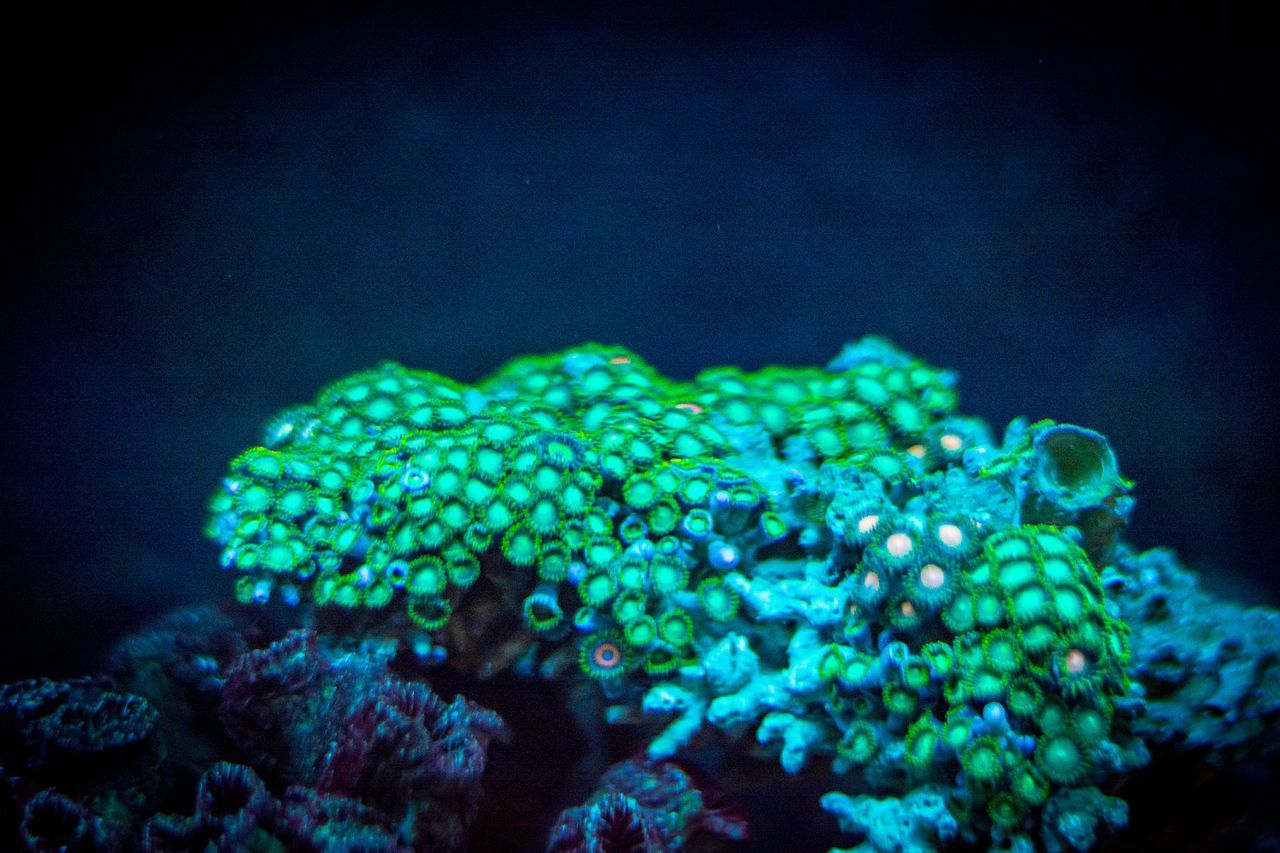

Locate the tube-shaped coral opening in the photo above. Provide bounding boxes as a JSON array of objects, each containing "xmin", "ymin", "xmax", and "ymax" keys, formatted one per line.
[{"xmin": 1032, "ymin": 424, "xmax": 1119, "ymax": 509}]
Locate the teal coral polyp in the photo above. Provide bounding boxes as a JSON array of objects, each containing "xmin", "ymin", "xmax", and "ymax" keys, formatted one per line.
[{"xmin": 208, "ymin": 338, "xmax": 1148, "ymax": 852}]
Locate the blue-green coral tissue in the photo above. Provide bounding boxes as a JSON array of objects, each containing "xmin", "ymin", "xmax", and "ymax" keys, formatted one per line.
[{"xmin": 207, "ymin": 338, "xmax": 1148, "ymax": 852}]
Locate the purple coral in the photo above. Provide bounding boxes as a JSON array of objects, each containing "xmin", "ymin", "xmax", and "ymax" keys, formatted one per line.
[
  {"xmin": 320, "ymin": 677, "xmax": 505, "ymax": 803},
  {"xmin": 194, "ymin": 761, "xmax": 273, "ymax": 838},
  {"xmin": 218, "ymin": 629, "xmax": 507, "ymax": 850},
  {"xmin": 546, "ymin": 759, "xmax": 748, "ymax": 852},
  {"xmin": 142, "ymin": 762, "xmax": 272, "ymax": 851},
  {"xmin": 34, "ymin": 690, "xmax": 158, "ymax": 758},
  {"xmin": 274, "ymin": 785, "xmax": 408, "ymax": 853},
  {"xmin": 142, "ymin": 762, "xmax": 408, "ymax": 853},
  {"xmin": 109, "ymin": 605, "xmax": 262, "ymax": 705},
  {"xmin": 108, "ymin": 605, "xmax": 267, "ymax": 777},
  {"xmin": 0, "ymin": 677, "xmax": 160, "ymax": 773},
  {"xmin": 1, "ymin": 677, "xmax": 161, "ymax": 848},
  {"xmin": 217, "ymin": 631, "xmax": 331, "ymax": 783},
  {"xmin": 19, "ymin": 789, "xmax": 101, "ymax": 852},
  {"xmin": 547, "ymin": 792, "xmax": 664, "ymax": 853}
]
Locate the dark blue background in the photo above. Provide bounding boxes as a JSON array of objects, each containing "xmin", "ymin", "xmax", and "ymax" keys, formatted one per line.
[{"xmin": 3, "ymin": 2, "xmax": 1276, "ymax": 683}]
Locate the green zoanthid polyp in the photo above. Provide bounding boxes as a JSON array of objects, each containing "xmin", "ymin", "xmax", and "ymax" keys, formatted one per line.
[{"xmin": 207, "ymin": 338, "xmax": 1142, "ymax": 850}]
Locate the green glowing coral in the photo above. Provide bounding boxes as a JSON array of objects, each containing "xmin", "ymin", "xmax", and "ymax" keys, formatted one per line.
[
  {"xmin": 1035, "ymin": 731, "xmax": 1091, "ymax": 785},
  {"xmin": 962, "ymin": 736, "xmax": 1007, "ymax": 787},
  {"xmin": 836, "ymin": 721, "xmax": 878, "ymax": 765},
  {"xmin": 904, "ymin": 714, "xmax": 942, "ymax": 769},
  {"xmin": 207, "ymin": 340, "xmax": 1146, "ymax": 853}
]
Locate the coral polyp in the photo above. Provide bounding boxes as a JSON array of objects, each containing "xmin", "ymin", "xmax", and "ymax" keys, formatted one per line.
[{"xmin": 190, "ymin": 337, "xmax": 1280, "ymax": 851}]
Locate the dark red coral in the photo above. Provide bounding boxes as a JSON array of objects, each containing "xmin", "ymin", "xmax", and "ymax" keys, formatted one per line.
[
  {"xmin": 547, "ymin": 791, "xmax": 665, "ymax": 853},
  {"xmin": 217, "ymin": 630, "xmax": 331, "ymax": 783},
  {"xmin": 217, "ymin": 629, "xmax": 507, "ymax": 850},
  {"xmin": 142, "ymin": 762, "xmax": 408, "ymax": 853},
  {"xmin": 318, "ymin": 679, "xmax": 505, "ymax": 809},
  {"xmin": 545, "ymin": 759, "xmax": 749, "ymax": 853},
  {"xmin": 4, "ymin": 623, "xmax": 507, "ymax": 851},
  {"xmin": 275, "ymin": 785, "xmax": 408, "ymax": 853}
]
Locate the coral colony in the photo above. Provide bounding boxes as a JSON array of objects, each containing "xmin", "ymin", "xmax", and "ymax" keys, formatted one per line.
[{"xmin": 3, "ymin": 338, "xmax": 1277, "ymax": 851}]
